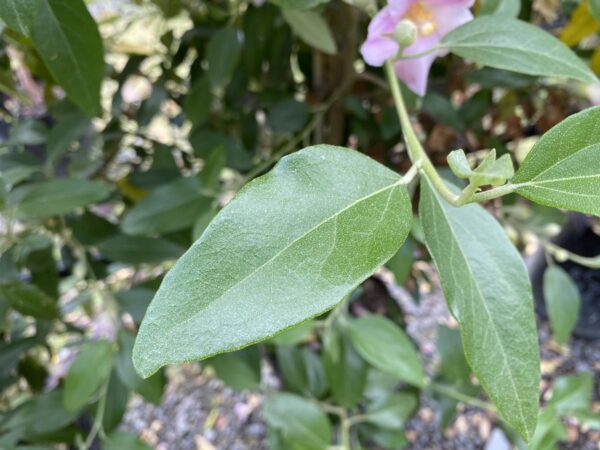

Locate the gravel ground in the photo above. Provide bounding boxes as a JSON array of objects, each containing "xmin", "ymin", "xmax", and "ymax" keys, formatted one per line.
[{"xmin": 123, "ymin": 266, "xmax": 600, "ymax": 450}]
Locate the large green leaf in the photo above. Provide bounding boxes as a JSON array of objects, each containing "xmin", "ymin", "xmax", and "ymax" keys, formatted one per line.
[
  {"xmin": 32, "ymin": 0, "xmax": 104, "ymax": 116},
  {"xmin": 264, "ymin": 392, "xmax": 331, "ymax": 450},
  {"xmin": 0, "ymin": 0, "xmax": 38, "ymax": 36},
  {"xmin": 543, "ymin": 265, "xmax": 580, "ymax": 345},
  {"xmin": 0, "ymin": 281, "xmax": 58, "ymax": 320},
  {"xmin": 511, "ymin": 106, "xmax": 600, "ymax": 216},
  {"xmin": 63, "ymin": 340, "xmax": 113, "ymax": 412},
  {"xmin": 122, "ymin": 178, "xmax": 212, "ymax": 236},
  {"xmin": 442, "ymin": 17, "xmax": 597, "ymax": 83},
  {"xmin": 420, "ymin": 177, "xmax": 540, "ymax": 442},
  {"xmin": 9, "ymin": 179, "xmax": 110, "ymax": 219},
  {"xmin": 133, "ymin": 145, "xmax": 412, "ymax": 377},
  {"xmin": 282, "ymin": 10, "xmax": 337, "ymax": 55},
  {"xmin": 346, "ymin": 315, "xmax": 425, "ymax": 387}
]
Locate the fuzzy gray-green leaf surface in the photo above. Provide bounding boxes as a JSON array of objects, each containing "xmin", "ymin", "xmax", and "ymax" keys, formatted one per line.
[
  {"xmin": 512, "ymin": 106, "xmax": 600, "ymax": 216},
  {"xmin": 420, "ymin": 177, "xmax": 540, "ymax": 442},
  {"xmin": 133, "ymin": 145, "xmax": 412, "ymax": 377}
]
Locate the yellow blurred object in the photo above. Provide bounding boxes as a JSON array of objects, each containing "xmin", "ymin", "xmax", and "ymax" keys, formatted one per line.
[
  {"xmin": 592, "ymin": 47, "xmax": 600, "ymax": 74},
  {"xmin": 116, "ymin": 177, "xmax": 147, "ymax": 201},
  {"xmin": 560, "ymin": 2, "xmax": 599, "ymax": 47}
]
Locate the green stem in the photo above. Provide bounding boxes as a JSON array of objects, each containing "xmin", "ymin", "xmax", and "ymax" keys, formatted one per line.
[
  {"xmin": 385, "ymin": 60, "xmax": 516, "ymax": 207},
  {"xmin": 542, "ymin": 240, "xmax": 600, "ymax": 269},
  {"xmin": 428, "ymin": 382, "xmax": 497, "ymax": 415},
  {"xmin": 385, "ymin": 61, "xmax": 459, "ymax": 205},
  {"xmin": 395, "ymin": 45, "xmax": 442, "ymax": 60},
  {"xmin": 80, "ymin": 379, "xmax": 109, "ymax": 450}
]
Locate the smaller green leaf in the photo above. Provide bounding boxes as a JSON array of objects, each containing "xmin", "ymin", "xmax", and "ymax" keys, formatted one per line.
[
  {"xmin": 264, "ymin": 393, "xmax": 332, "ymax": 450},
  {"xmin": 322, "ymin": 326, "xmax": 367, "ymax": 408},
  {"xmin": 442, "ymin": 17, "xmax": 597, "ymax": 83},
  {"xmin": 512, "ymin": 106, "xmax": 600, "ymax": 216},
  {"xmin": 46, "ymin": 111, "xmax": 90, "ymax": 164},
  {"xmin": 548, "ymin": 372, "xmax": 593, "ymax": 415},
  {"xmin": 282, "ymin": 10, "xmax": 337, "ymax": 55},
  {"xmin": 270, "ymin": 0, "xmax": 330, "ymax": 10},
  {"xmin": 277, "ymin": 345, "xmax": 327, "ymax": 398},
  {"xmin": 364, "ymin": 392, "xmax": 418, "ymax": 430},
  {"xmin": 122, "ymin": 177, "xmax": 212, "ymax": 236},
  {"xmin": 528, "ymin": 407, "xmax": 567, "ymax": 450},
  {"xmin": 96, "ymin": 235, "xmax": 184, "ymax": 264},
  {"xmin": 543, "ymin": 265, "xmax": 581, "ymax": 345},
  {"xmin": 1, "ymin": 391, "xmax": 77, "ymax": 437},
  {"xmin": 103, "ymin": 371, "xmax": 129, "ymax": 433},
  {"xmin": 32, "ymin": 0, "xmax": 104, "ymax": 116},
  {"xmin": 478, "ymin": 0, "xmax": 521, "ymax": 17},
  {"xmin": 436, "ymin": 325, "xmax": 471, "ymax": 384},
  {"xmin": 9, "ymin": 179, "xmax": 110, "ymax": 220},
  {"xmin": 183, "ymin": 75, "xmax": 211, "ymax": 126},
  {"xmin": 346, "ymin": 315, "xmax": 425, "ymax": 387},
  {"xmin": 207, "ymin": 27, "xmax": 241, "ymax": 89},
  {"xmin": 386, "ymin": 237, "xmax": 416, "ymax": 285},
  {"xmin": 590, "ymin": 0, "xmax": 600, "ymax": 23},
  {"xmin": 0, "ymin": 281, "xmax": 57, "ymax": 320},
  {"xmin": 206, "ymin": 347, "xmax": 261, "ymax": 391},
  {"xmin": 447, "ymin": 149, "xmax": 473, "ymax": 179},
  {"xmin": 63, "ymin": 340, "xmax": 113, "ymax": 412},
  {"xmin": 472, "ymin": 152, "xmax": 514, "ymax": 186},
  {"xmin": 116, "ymin": 333, "xmax": 164, "ymax": 405},
  {"xmin": 104, "ymin": 432, "xmax": 152, "ymax": 450}
]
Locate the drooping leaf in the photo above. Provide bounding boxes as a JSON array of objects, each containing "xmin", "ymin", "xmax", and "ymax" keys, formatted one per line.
[
  {"xmin": 511, "ymin": 106, "xmax": 600, "ymax": 216},
  {"xmin": 206, "ymin": 348, "xmax": 261, "ymax": 391},
  {"xmin": 548, "ymin": 372, "xmax": 593, "ymax": 415},
  {"xmin": 0, "ymin": 281, "xmax": 58, "ymax": 320},
  {"xmin": 133, "ymin": 145, "xmax": 412, "ymax": 378},
  {"xmin": 346, "ymin": 315, "xmax": 425, "ymax": 388},
  {"xmin": 276, "ymin": 345, "xmax": 327, "ymax": 397},
  {"xmin": 104, "ymin": 432, "xmax": 153, "ymax": 450},
  {"xmin": 270, "ymin": 0, "xmax": 330, "ymax": 10},
  {"xmin": 183, "ymin": 75, "xmax": 211, "ymax": 126},
  {"xmin": 478, "ymin": 0, "xmax": 521, "ymax": 17},
  {"xmin": 322, "ymin": 326, "xmax": 367, "ymax": 408},
  {"xmin": 96, "ymin": 235, "xmax": 184, "ymax": 264},
  {"xmin": 264, "ymin": 392, "xmax": 332, "ymax": 450},
  {"xmin": 0, "ymin": 0, "xmax": 38, "ymax": 36},
  {"xmin": 591, "ymin": 0, "xmax": 600, "ymax": 23},
  {"xmin": 442, "ymin": 17, "xmax": 597, "ymax": 83},
  {"xmin": 1, "ymin": 391, "xmax": 77, "ymax": 437},
  {"xmin": 9, "ymin": 179, "xmax": 110, "ymax": 220},
  {"xmin": 543, "ymin": 265, "xmax": 581, "ymax": 345},
  {"xmin": 364, "ymin": 392, "xmax": 418, "ymax": 430},
  {"xmin": 282, "ymin": 10, "xmax": 337, "ymax": 55},
  {"xmin": 206, "ymin": 27, "xmax": 241, "ymax": 89},
  {"xmin": 63, "ymin": 340, "xmax": 113, "ymax": 412},
  {"xmin": 116, "ymin": 333, "xmax": 164, "ymax": 405},
  {"xmin": 32, "ymin": 0, "xmax": 104, "ymax": 116},
  {"xmin": 420, "ymin": 177, "xmax": 540, "ymax": 442},
  {"xmin": 122, "ymin": 177, "xmax": 212, "ymax": 236}
]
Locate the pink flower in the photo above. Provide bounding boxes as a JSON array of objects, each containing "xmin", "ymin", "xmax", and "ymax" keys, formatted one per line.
[{"xmin": 361, "ymin": 0, "xmax": 474, "ymax": 96}]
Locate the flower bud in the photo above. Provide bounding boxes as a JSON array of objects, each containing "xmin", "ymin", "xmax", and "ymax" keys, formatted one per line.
[{"xmin": 393, "ymin": 19, "xmax": 417, "ymax": 49}]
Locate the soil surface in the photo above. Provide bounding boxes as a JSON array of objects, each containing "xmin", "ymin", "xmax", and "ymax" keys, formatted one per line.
[{"xmin": 124, "ymin": 266, "xmax": 600, "ymax": 450}]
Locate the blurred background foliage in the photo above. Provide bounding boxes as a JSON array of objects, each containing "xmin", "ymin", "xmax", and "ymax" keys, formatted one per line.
[{"xmin": 0, "ymin": 0, "xmax": 599, "ymax": 449}]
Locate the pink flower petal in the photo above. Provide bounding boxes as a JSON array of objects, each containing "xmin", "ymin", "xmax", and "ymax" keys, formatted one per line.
[
  {"xmin": 388, "ymin": 0, "xmax": 416, "ymax": 16},
  {"xmin": 394, "ymin": 52, "xmax": 438, "ymax": 96},
  {"xmin": 432, "ymin": 4, "xmax": 474, "ymax": 36},
  {"xmin": 425, "ymin": 0, "xmax": 474, "ymax": 7},
  {"xmin": 361, "ymin": 38, "xmax": 400, "ymax": 67}
]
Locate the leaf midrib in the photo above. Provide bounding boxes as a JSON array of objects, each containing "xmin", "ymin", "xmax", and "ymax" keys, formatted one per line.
[{"xmin": 160, "ymin": 178, "xmax": 403, "ymax": 334}]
